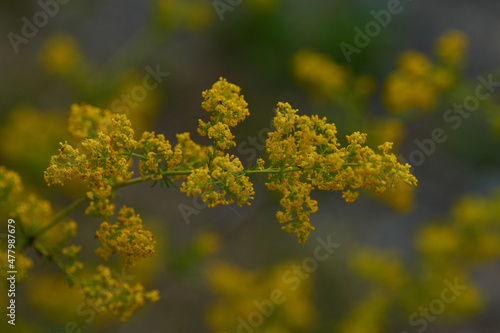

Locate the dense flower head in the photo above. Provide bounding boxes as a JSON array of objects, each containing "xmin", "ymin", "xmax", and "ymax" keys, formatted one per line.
[
  {"xmin": 45, "ymin": 104, "xmax": 137, "ymax": 218},
  {"xmin": 383, "ymin": 31, "xmax": 468, "ymax": 114},
  {"xmin": 95, "ymin": 206, "xmax": 156, "ymax": 268},
  {"xmin": 81, "ymin": 265, "xmax": 160, "ymax": 321},
  {"xmin": 265, "ymin": 102, "xmax": 417, "ymax": 242},
  {"xmin": 174, "ymin": 132, "xmax": 213, "ymax": 171},
  {"xmin": 181, "ymin": 153, "xmax": 255, "ymax": 208},
  {"xmin": 435, "ymin": 29, "xmax": 468, "ymax": 67},
  {"xmin": 137, "ymin": 131, "xmax": 178, "ymax": 180},
  {"xmin": 198, "ymin": 77, "xmax": 249, "ymax": 150},
  {"xmin": 68, "ymin": 103, "xmax": 115, "ymax": 141}
]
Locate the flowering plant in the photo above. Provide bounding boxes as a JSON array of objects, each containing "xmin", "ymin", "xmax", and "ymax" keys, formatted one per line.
[{"xmin": 2, "ymin": 77, "xmax": 417, "ymax": 320}]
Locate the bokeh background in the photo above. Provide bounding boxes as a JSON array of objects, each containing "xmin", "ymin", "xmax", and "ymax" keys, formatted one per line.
[{"xmin": 1, "ymin": 0, "xmax": 500, "ymax": 332}]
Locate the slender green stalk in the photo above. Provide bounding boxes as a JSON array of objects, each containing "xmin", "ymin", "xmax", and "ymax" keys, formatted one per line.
[
  {"xmin": 34, "ymin": 196, "xmax": 88, "ymax": 237},
  {"xmin": 34, "ymin": 162, "xmax": 359, "ymax": 240},
  {"xmin": 34, "ymin": 241, "xmax": 83, "ymax": 284}
]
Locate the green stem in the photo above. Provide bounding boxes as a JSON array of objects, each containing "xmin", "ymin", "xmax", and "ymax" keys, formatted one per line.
[
  {"xmin": 34, "ymin": 241, "xmax": 83, "ymax": 284},
  {"xmin": 34, "ymin": 195, "xmax": 88, "ymax": 237},
  {"xmin": 35, "ymin": 162, "xmax": 359, "ymax": 239},
  {"xmin": 131, "ymin": 152, "xmax": 146, "ymax": 159},
  {"xmin": 245, "ymin": 163, "xmax": 359, "ymax": 175}
]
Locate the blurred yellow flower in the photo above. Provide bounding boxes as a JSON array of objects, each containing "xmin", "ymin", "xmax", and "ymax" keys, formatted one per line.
[
  {"xmin": 205, "ymin": 260, "xmax": 315, "ymax": 332},
  {"xmin": 39, "ymin": 32, "xmax": 82, "ymax": 76},
  {"xmin": 95, "ymin": 206, "xmax": 156, "ymax": 269},
  {"xmin": 383, "ymin": 31, "xmax": 468, "ymax": 114},
  {"xmin": 81, "ymin": 265, "xmax": 159, "ymax": 321},
  {"xmin": 0, "ymin": 106, "xmax": 67, "ymax": 174},
  {"xmin": 351, "ymin": 248, "xmax": 409, "ymax": 291},
  {"xmin": 337, "ymin": 291, "xmax": 390, "ymax": 333},
  {"xmin": 384, "ymin": 182, "xmax": 415, "ymax": 212},
  {"xmin": 435, "ymin": 30, "xmax": 468, "ymax": 67},
  {"xmin": 291, "ymin": 48, "xmax": 349, "ymax": 100}
]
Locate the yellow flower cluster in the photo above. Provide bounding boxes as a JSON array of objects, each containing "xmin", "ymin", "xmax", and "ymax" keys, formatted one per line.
[
  {"xmin": 95, "ymin": 206, "xmax": 156, "ymax": 269},
  {"xmin": 136, "ymin": 131, "xmax": 214, "ymax": 184},
  {"xmin": 137, "ymin": 131, "xmax": 177, "ymax": 180},
  {"xmin": 173, "ymin": 132, "xmax": 212, "ymax": 171},
  {"xmin": 14, "ymin": 194, "xmax": 52, "ymax": 233},
  {"xmin": 179, "ymin": 78, "xmax": 256, "ymax": 207},
  {"xmin": 370, "ymin": 118, "xmax": 405, "ymax": 150},
  {"xmin": 81, "ymin": 265, "xmax": 160, "ymax": 321},
  {"xmin": 376, "ymin": 182, "xmax": 416, "ymax": 213},
  {"xmin": 292, "ymin": 48, "xmax": 348, "ymax": 99},
  {"xmin": 205, "ymin": 260, "xmax": 314, "ymax": 332},
  {"xmin": 346, "ymin": 247, "xmax": 483, "ymax": 332},
  {"xmin": 435, "ymin": 30, "xmax": 468, "ymax": 67},
  {"xmin": 291, "ymin": 48, "xmax": 375, "ymax": 101},
  {"xmin": 0, "ymin": 106, "xmax": 67, "ymax": 177},
  {"xmin": 343, "ymin": 190, "xmax": 500, "ymax": 331},
  {"xmin": 383, "ymin": 51, "xmax": 450, "ymax": 113},
  {"xmin": 181, "ymin": 153, "xmax": 255, "ymax": 208},
  {"xmin": 24, "ymin": 76, "xmax": 420, "ymax": 323},
  {"xmin": 417, "ymin": 190, "xmax": 500, "ymax": 265},
  {"xmin": 0, "ymin": 250, "xmax": 33, "ymax": 282},
  {"xmin": 68, "ymin": 103, "xmax": 115, "ymax": 141},
  {"xmin": 0, "ymin": 166, "xmax": 85, "ymax": 289},
  {"xmin": 3, "ymin": 165, "xmax": 157, "ymax": 321},
  {"xmin": 198, "ymin": 77, "xmax": 250, "ymax": 150},
  {"xmin": 0, "ymin": 166, "xmax": 22, "ymax": 200},
  {"xmin": 265, "ymin": 102, "xmax": 417, "ymax": 242},
  {"xmin": 61, "ymin": 245, "xmax": 84, "ymax": 278},
  {"xmin": 351, "ymin": 248, "xmax": 409, "ymax": 291},
  {"xmin": 45, "ymin": 104, "xmax": 136, "ymax": 218},
  {"xmin": 44, "ymin": 78, "xmax": 417, "ymax": 245},
  {"xmin": 383, "ymin": 30, "xmax": 468, "ymax": 114},
  {"xmin": 39, "ymin": 32, "xmax": 82, "ymax": 76}
]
